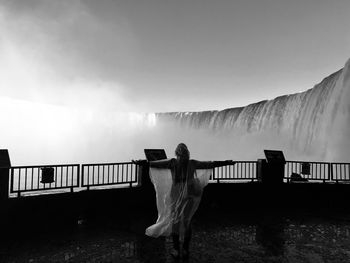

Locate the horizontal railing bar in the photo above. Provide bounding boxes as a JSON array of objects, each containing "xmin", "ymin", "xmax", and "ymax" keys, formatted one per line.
[
  {"xmin": 10, "ymin": 187, "xmax": 80, "ymax": 193},
  {"xmin": 11, "ymin": 164, "xmax": 80, "ymax": 169},
  {"xmin": 210, "ymin": 161, "xmax": 258, "ymax": 164},
  {"xmin": 284, "ymin": 178, "xmax": 327, "ymax": 181},
  {"xmin": 82, "ymin": 180, "xmax": 137, "ymax": 186},
  {"xmin": 286, "ymin": 161, "xmax": 330, "ymax": 165},
  {"xmin": 82, "ymin": 162, "xmax": 133, "ymax": 166},
  {"xmin": 11, "ymin": 185, "xmax": 79, "ymax": 194},
  {"xmin": 212, "ymin": 179, "xmax": 257, "ymax": 181},
  {"xmin": 81, "ymin": 181, "xmax": 138, "ymax": 188}
]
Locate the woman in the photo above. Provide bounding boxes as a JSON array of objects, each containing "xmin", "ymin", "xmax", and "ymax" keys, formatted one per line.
[{"xmin": 143, "ymin": 143, "xmax": 235, "ymax": 259}]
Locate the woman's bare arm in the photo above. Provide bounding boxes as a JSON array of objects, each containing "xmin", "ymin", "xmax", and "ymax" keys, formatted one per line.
[
  {"xmin": 193, "ymin": 160, "xmax": 236, "ymax": 169},
  {"xmin": 192, "ymin": 160, "xmax": 213, "ymax": 169},
  {"xmin": 212, "ymin": 160, "xmax": 236, "ymax": 167},
  {"xmin": 149, "ymin": 158, "xmax": 174, "ymax": 169}
]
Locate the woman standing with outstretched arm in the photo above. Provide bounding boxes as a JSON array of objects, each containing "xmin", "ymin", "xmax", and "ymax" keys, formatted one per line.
[{"xmin": 136, "ymin": 143, "xmax": 235, "ymax": 259}]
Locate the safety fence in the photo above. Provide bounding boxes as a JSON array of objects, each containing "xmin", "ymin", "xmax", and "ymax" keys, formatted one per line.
[
  {"xmin": 81, "ymin": 162, "xmax": 138, "ymax": 190},
  {"xmin": 7, "ymin": 161, "xmax": 350, "ymax": 197},
  {"xmin": 10, "ymin": 164, "xmax": 80, "ymax": 197},
  {"xmin": 331, "ymin": 163, "xmax": 350, "ymax": 182},
  {"xmin": 284, "ymin": 161, "xmax": 350, "ymax": 183},
  {"xmin": 212, "ymin": 161, "xmax": 257, "ymax": 182},
  {"xmin": 9, "ymin": 162, "xmax": 137, "ymax": 197},
  {"xmin": 284, "ymin": 161, "xmax": 330, "ymax": 182}
]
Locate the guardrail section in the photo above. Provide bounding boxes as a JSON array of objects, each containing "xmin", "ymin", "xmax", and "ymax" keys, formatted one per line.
[
  {"xmin": 81, "ymin": 162, "xmax": 138, "ymax": 189},
  {"xmin": 331, "ymin": 163, "xmax": 350, "ymax": 183},
  {"xmin": 212, "ymin": 161, "xmax": 257, "ymax": 182},
  {"xmin": 10, "ymin": 164, "xmax": 80, "ymax": 196},
  {"xmin": 285, "ymin": 161, "xmax": 330, "ymax": 182}
]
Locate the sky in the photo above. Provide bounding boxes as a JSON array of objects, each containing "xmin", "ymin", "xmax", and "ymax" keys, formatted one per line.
[{"xmin": 1, "ymin": 0, "xmax": 350, "ymax": 112}]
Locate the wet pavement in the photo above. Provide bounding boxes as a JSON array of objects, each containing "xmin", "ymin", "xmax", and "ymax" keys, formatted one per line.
[{"xmin": 1, "ymin": 210, "xmax": 350, "ymax": 263}]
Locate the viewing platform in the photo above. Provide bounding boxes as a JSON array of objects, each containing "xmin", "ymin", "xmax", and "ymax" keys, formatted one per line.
[
  {"xmin": 1, "ymin": 149, "xmax": 350, "ymax": 262},
  {"xmin": 2, "ymin": 209, "xmax": 350, "ymax": 262}
]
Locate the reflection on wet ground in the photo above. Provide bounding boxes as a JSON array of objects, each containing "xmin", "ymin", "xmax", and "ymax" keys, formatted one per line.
[{"xmin": 1, "ymin": 211, "xmax": 350, "ymax": 262}]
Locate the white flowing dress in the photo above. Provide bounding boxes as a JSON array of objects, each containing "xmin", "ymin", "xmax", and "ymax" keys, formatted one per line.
[{"xmin": 145, "ymin": 159, "xmax": 212, "ymax": 241}]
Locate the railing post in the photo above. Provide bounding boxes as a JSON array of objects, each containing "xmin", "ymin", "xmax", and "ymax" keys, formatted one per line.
[
  {"xmin": 0, "ymin": 167, "xmax": 10, "ymax": 200},
  {"xmin": 77, "ymin": 165, "xmax": 80, "ymax": 188},
  {"xmin": 10, "ymin": 168, "xmax": 14, "ymax": 195},
  {"xmin": 323, "ymin": 163, "xmax": 326, "ymax": 183},
  {"xmin": 214, "ymin": 168, "xmax": 219, "ymax": 183},
  {"xmin": 335, "ymin": 164, "xmax": 339, "ymax": 184},
  {"xmin": 0, "ymin": 149, "xmax": 11, "ymax": 202},
  {"xmin": 135, "ymin": 164, "xmax": 140, "ymax": 186},
  {"xmin": 81, "ymin": 165, "xmax": 85, "ymax": 188}
]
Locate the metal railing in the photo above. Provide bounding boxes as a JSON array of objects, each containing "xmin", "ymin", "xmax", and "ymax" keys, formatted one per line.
[
  {"xmin": 284, "ymin": 161, "xmax": 330, "ymax": 182},
  {"xmin": 10, "ymin": 164, "xmax": 80, "ymax": 197},
  {"xmin": 212, "ymin": 161, "xmax": 257, "ymax": 182},
  {"xmin": 81, "ymin": 162, "xmax": 138, "ymax": 190},
  {"xmin": 6, "ymin": 160, "xmax": 350, "ymax": 197},
  {"xmin": 331, "ymin": 163, "xmax": 350, "ymax": 183}
]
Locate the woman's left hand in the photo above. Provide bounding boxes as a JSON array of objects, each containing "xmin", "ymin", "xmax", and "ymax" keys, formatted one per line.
[{"xmin": 225, "ymin": 160, "xmax": 236, "ymax": 165}]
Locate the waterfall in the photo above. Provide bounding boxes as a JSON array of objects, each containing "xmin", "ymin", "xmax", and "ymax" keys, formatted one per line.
[
  {"xmin": 154, "ymin": 59, "xmax": 350, "ymax": 162},
  {"xmin": 1, "ymin": 59, "xmax": 349, "ymax": 164}
]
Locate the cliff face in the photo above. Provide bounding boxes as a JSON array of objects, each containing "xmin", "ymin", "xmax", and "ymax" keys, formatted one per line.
[{"xmin": 154, "ymin": 59, "xmax": 350, "ymax": 162}]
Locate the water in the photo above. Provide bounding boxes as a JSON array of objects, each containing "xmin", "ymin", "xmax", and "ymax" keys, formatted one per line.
[{"xmin": 1, "ymin": 59, "xmax": 349, "ymax": 165}]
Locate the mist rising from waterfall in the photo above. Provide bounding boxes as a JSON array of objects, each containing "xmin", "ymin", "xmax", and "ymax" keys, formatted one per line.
[{"xmin": 1, "ymin": 59, "xmax": 349, "ymax": 165}]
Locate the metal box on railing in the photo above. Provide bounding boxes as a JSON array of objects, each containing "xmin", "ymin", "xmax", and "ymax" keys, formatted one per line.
[
  {"xmin": 257, "ymin": 150, "xmax": 286, "ymax": 184},
  {"xmin": 41, "ymin": 167, "xmax": 55, "ymax": 184}
]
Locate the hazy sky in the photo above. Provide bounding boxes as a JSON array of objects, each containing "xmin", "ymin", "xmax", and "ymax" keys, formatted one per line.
[{"xmin": 1, "ymin": 0, "xmax": 349, "ymax": 112}]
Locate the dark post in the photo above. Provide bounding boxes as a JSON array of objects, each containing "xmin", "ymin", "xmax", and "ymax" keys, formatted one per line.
[
  {"xmin": 257, "ymin": 150, "xmax": 286, "ymax": 184},
  {"xmin": 136, "ymin": 161, "xmax": 157, "ymax": 210},
  {"xmin": 257, "ymin": 159, "xmax": 285, "ymax": 184},
  {"xmin": 0, "ymin": 149, "xmax": 11, "ymax": 202},
  {"xmin": 257, "ymin": 151, "xmax": 286, "ymax": 210},
  {"xmin": 138, "ymin": 161, "xmax": 152, "ymax": 189}
]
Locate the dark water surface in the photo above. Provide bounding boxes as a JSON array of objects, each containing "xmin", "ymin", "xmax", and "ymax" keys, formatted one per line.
[{"xmin": 1, "ymin": 210, "xmax": 350, "ymax": 263}]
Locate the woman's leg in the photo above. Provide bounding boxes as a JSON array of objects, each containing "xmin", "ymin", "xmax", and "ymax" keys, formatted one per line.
[
  {"xmin": 183, "ymin": 221, "xmax": 192, "ymax": 254},
  {"xmin": 171, "ymin": 212, "xmax": 180, "ymax": 251},
  {"xmin": 170, "ymin": 189, "xmax": 180, "ymax": 253},
  {"xmin": 182, "ymin": 197, "xmax": 196, "ymax": 257},
  {"xmin": 171, "ymin": 219, "xmax": 180, "ymax": 258}
]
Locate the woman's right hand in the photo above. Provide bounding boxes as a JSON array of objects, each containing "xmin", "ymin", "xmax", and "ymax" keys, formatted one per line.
[{"xmin": 132, "ymin": 159, "xmax": 149, "ymax": 166}]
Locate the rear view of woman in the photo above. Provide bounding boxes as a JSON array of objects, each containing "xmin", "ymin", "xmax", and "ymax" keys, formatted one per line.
[{"xmin": 142, "ymin": 143, "xmax": 235, "ymax": 259}]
